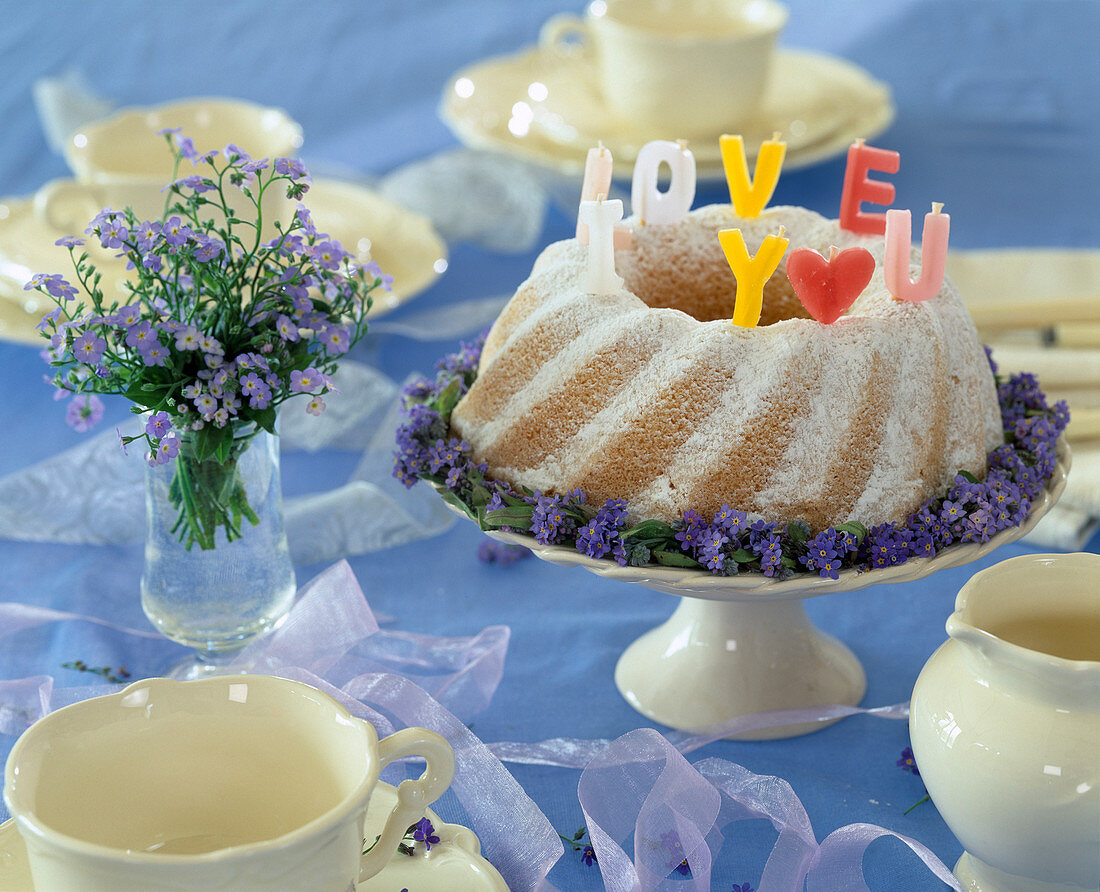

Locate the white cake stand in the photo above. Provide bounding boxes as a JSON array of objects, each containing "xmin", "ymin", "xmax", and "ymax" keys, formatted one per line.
[{"xmin": 456, "ymin": 443, "xmax": 1069, "ymax": 740}]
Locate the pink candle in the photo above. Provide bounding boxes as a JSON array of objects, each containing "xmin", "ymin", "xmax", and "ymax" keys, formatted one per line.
[
  {"xmin": 884, "ymin": 203, "xmax": 950, "ymax": 302},
  {"xmin": 838, "ymin": 139, "xmax": 900, "ymax": 235},
  {"xmin": 786, "ymin": 245, "xmax": 876, "ymax": 324},
  {"xmin": 577, "ymin": 144, "xmax": 632, "ymax": 249},
  {"xmin": 631, "ymin": 139, "xmax": 696, "ymax": 226}
]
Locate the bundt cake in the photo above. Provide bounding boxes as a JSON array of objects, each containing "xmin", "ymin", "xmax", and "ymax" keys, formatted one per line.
[{"xmin": 448, "ymin": 204, "xmax": 1003, "ymax": 533}]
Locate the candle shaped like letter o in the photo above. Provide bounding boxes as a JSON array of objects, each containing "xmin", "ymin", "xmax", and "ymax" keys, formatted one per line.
[
  {"xmin": 839, "ymin": 139, "xmax": 901, "ymax": 235},
  {"xmin": 720, "ymin": 132, "xmax": 786, "ymax": 218},
  {"xmin": 719, "ymin": 227, "xmax": 789, "ymax": 328},
  {"xmin": 884, "ymin": 204, "xmax": 950, "ymax": 302},
  {"xmin": 578, "ymin": 197, "xmax": 625, "ymax": 295},
  {"xmin": 631, "ymin": 139, "xmax": 696, "ymax": 226}
]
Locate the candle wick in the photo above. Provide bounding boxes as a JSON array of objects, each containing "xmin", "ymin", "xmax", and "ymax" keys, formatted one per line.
[
  {"xmin": 677, "ymin": 138, "xmax": 688, "ymax": 152},
  {"xmin": 829, "ymin": 245, "xmax": 839, "ymax": 262},
  {"xmin": 596, "ymin": 192, "xmax": 607, "ymax": 203},
  {"xmin": 931, "ymin": 201, "xmax": 944, "ymax": 215},
  {"xmin": 775, "ymin": 225, "xmax": 787, "ymax": 240},
  {"xmin": 854, "ymin": 137, "xmax": 865, "ymax": 147},
  {"xmin": 772, "ymin": 131, "xmax": 781, "ymax": 142}
]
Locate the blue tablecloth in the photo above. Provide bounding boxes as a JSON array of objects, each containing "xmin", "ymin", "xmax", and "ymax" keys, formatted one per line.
[{"xmin": 1, "ymin": 2, "xmax": 1097, "ymax": 889}]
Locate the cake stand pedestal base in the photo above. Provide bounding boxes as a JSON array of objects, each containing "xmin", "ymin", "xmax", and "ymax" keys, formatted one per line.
[{"xmin": 614, "ymin": 596, "xmax": 866, "ymax": 740}]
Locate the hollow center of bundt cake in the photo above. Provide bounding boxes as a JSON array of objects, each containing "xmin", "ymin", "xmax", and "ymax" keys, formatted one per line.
[{"xmin": 617, "ymin": 220, "xmax": 812, "ymax": 326}]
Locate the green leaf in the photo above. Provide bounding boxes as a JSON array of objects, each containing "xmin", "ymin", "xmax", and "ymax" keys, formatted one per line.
[
  {"xmin": 730, "ymin": 547, "xmax": 757, "ymax": 563},
  {"xmin": 439, "ymin": 490, "xmax": 477, "ymax": 522},
  {"xmin": 483, "ymin": 506, "xmax": 535, "ymax": 529},
  {"xmin": 434, "ymin": 377, "xmax": 462, "ymax": 419},
  {"xmin": 252, "ymin": 407, "xmax": 277, "ymax": 435},
  {"xmin": 786, "ymin": 521, "xmax": 810, "ymax": 545},
  {"xmin": 652, "ymin": 549, "xmax": 703, "ymax": 569},
  {"xmin": 834, "ymin": 521, "xmax": 869, "ymax": 541},
  {"xmin": 955, "ymin": 470, "xmax": 980, "ymax": 484},
  {"xmin": 622, "ymin": 519, "xmax": 676, "ymax": 540}
]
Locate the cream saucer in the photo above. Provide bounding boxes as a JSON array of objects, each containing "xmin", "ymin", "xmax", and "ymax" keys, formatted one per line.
[
  {"xmin": 0, "ymin": 177, "xmax": 447, "ymax": 346},
  {"xmin": 441, "ymin": 45, "xmax": 894, "ymax": 179},
  {"xmin": 0, "ymin": 781, "xmax": 507, "ymax": 891}
]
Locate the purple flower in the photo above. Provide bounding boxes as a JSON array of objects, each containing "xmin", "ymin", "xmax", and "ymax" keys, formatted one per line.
[
  {"xmin": 732, "ymin": 884, "xmax": 755, "ymax": 892},
  {"xmin": 54, "ymin": 235, "xmax": 85, "ymax": 248},
  {"xmin": 411, "ymin": 818, "xmax": 439, "ymax": 852},
  {"xmin": 125, "ymin": 321, "xmax": 157, "ymax": 350},
  {"xmin": 174, "ymin": 326, "xmax": 202, "ymax": 351},
  {"xmin": 145, "ymin": 411, "xmax": 173, "ymax": 438},
  {"xmin": 174, "ymin": 134, "xmax": 198, "ymax": 161},
  {"xmin": 477, "ymin": 538, "xmax": 530, "ymax": 566},
  {"xmin": 65, "ymin": 394, "xmax": 104, "ymax": 432},
  {"xmin": 659, "ymin": 830, "xmax": 691, "ymax": 877},
  {"xmin": 320, "ymin": 324, "xmax": 350, "ymax": 354},
  {"xmin": 308, "ymin": 240, "xmax": 345, "ymax": 271},
  {"xmin": 289, "ymin": 367, "xmax": 325, "ymax": 393},
  {"xmin": 897, "ymin": 745, "xmax": 920, "ymax": 776},
  {"xmin": 26, "ymin": 272, "xmax": 79, "ymax": 301},
  {"xmin": 306, "ymin": 395, "xmax": 326, "ymax": 416},
  {"xmin": 71, "ymin": 330, "xmax": 107, "ymax": 364},
  {"xmin": 191, "ymin": 233, "xmax": 224, "ymax": 262},
  {"xmin": 97, "ymin": 214, "xmax": 129, "ymax": 249},
  {"xmin": 714, "ymin": 505, "xmax": 748, "ymax": 538},
  {"xmin": 675, "ymin": 508, "xmax": 708, "ymax": 552},
  {"xmin": 139, "ymin": 342, "xmax": 169, "ymax": 367},
  {"xmin": 581, "ymin": 844, "xmax": 597, "ymax": 866},
  {"xmin": 157, "ymin": 435, "xmax": 180, "ymax": 462},
  {"xmin": 223, "ymin": 143, "xmax": 251, "ymax": 163},
  {"xmin": 275, "ymin": 157, "xmax": 309, "ymax": 180},
  {"xmin": 699, "ymin": 526, "xmax": 730, "ymax": 573},
  {"xmin": 531, "ymin": 494, "xmax": 571, "ymax": 544},
  {"xmin": 141, "ymin": 252, "xmax": 163, "ymax": 272},
  {"xmin": 167, "ymin": 174, "xmax": 215, "ymax": 194},
  {"xmin": 162, "ymin": 216, "xmax": 192, "ymax": 247}
]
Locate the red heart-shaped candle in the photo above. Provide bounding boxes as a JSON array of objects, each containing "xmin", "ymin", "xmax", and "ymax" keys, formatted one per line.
[{"xmin": 786, "ymin": 246, "xmax": 876, "ymax": 324}]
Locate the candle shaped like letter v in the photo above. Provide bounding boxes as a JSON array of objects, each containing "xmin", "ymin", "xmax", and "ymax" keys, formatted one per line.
[
  {"xmin": 719, "ymin": 227, "xmax": 789, "ymax": 328},
  {"xmin": 579, "ymin": 195, "xmax": 625, "ymax": 295},
  {"xmin": 721, "ymin": 132, "xmax": 786, "ymax": 218},
  {"xmin": 577, "ymin": 143, "xmax": 632, "ymax": 249},
  {"xmin": 884, "ymin": 203, "xmax": 950, "ymax": 302}
]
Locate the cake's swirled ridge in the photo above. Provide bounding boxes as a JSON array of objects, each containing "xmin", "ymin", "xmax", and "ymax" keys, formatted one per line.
[{"xmin": 393, "ymin": 335, "xmax": 1068, "ymax": 581}]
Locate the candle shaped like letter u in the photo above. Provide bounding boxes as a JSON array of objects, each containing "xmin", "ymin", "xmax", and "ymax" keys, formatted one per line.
[
  {"xmin": 578, "ymin": 195, "xmax": 625, "ymax": 295},
  {"xmin": 631, "ymin": 139, "xmax": 696, "ymax": 226},
  {"xmin": 884, "ymin": 203, "xmax": 950, "ymax": 302}
]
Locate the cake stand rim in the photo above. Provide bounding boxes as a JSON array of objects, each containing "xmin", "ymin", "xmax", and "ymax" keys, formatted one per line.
[{"xmin": 443, "ymin": 439, "xmax": 1070, "ymax": 602}]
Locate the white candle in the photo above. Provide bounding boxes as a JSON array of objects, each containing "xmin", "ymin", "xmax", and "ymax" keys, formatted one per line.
[
  {"xmin": 631, "ymin": 139, "xmax": 696, "ymax": 226},
  {"xmin": 578, "ymin": 196, "xmax": 625, "ymax": 294}
]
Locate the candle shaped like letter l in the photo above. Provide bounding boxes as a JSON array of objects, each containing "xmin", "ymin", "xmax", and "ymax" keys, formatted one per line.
[
  {"xmin": 884, "ymin": 203, "xmax": 950, "ymax": 302},
  {"xmin": 578, "ymin": 195, "xmax": 625, "ymax": 295}
]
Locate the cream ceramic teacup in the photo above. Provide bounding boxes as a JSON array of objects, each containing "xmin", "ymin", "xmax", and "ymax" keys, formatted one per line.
[
  {"xmin": 909, "ymin": 553, "xmax": 1100, "ymax": 892},
  {"xmin": 35, "ymin": 97, "xmax": 303, "ymax": 236},
  {"xmin": 539, "ymin": 0, "xmax": 787, "ymax": 136},
  {"xmin": 3, "ymin": 675, "xmax": 455, "ymax": 892}
]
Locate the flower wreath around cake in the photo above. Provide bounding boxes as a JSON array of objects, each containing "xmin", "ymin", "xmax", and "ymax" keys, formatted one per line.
[{"xmin": 393, "ymin": 137, "xmax": 1069, "ymax": 580}]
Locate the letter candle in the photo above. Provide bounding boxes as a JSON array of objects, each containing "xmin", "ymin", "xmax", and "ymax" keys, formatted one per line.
[
  {"xmin": 720, "ymin": 132, "xmax": 786, "ymax": 218},
  {"xmin": 838, "ymin": 139, "xmax": 900, "ymax": 235},
  {"xmin": 884, "ymin": 203, "xmax": 950, "ymax": 302},
  {"xmin": 578, "ymin": 194, "xmax": 625, "ymax": 295},
  {"xmin": 719, "ymin": 226, "xmax": 789, "ymax": 328},
  {"xmin": 577, "ymin": 143, "xmax": 632, "ymax": 249},
  {"xmin": 786, "ymin": 245, "xmax": 876, "ymax": 324},
  {"xmin": 631, "ymin": 139, "xmax": 696, "ymax": 226}
]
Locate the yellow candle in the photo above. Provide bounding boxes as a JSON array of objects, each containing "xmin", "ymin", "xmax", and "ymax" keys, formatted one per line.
[
  {"xmin": 719, "ymin": 226, "xmax": 789, "ymax": 328},
  {"xmin": 720, "ymin": 132, "xmax": 786, "ymax": 218}
]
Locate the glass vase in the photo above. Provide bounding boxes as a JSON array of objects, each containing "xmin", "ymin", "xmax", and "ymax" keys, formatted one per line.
[{"xmin": 140, "ymin": 421, "xmax": 296, "ymax": 677}]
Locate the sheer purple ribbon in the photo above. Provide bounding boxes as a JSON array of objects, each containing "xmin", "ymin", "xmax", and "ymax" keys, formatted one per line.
[{"xmin": 0, "ymin": 562, "xmax": 961, "ymax": 890}]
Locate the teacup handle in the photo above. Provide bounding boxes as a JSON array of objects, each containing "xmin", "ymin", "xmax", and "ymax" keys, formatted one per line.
[
  {"xmin": 358, "ymin": 726, "xmax": 456, "ymax": 882},
  {"xmin": 33, "ymin": 179, "xmax": 101, "ymax": 235},
  {"xmin": 539, "ymin": 12, "xmax": 592, "ymax": 56}
]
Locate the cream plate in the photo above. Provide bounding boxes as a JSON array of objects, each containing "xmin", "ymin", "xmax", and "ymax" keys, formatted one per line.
[
  {"xmin": 0, "ymin": 177, "xmax": 447, "ymax": 346},
  {"xmin": 0, "ymin": 781, "xmax": 507, "ymax": 891},
  {"xmin": 441, "ymin": 45, "xmax": 894, "ymax": 179}
]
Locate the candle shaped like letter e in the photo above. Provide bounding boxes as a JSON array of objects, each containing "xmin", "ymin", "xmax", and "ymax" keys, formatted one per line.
[
  {"xmin": 719, "ymin": 227, "xmax": 789, "ymax": 328},
  {"xmin": 884, "ymin": 203, "xmax": 950, "ymax": 302},
  {"xmin": 839, "ymin": 139, "xmax": 900, "ymax": 235},
  {"xmin": 578, "ymin": 195, "xmax": 625, "ymax": 295}
]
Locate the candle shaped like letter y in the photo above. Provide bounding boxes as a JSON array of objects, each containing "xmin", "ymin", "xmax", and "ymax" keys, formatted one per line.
[
  {"xmin": 719, "ymin": 227, "xmax": 789, "ymax": 328},
  {"xmin": 720, "ymin": 132, "xmax": 786, "ymax": 218},
  {"xmin": 884, "ymin": 203, "xmax": 950, "ymax": 302},
  {"xmin": 578, "ymin": 195, "xmax": 625, "ymax": 295},
  {"xmin": 631, "ymin": 139, "xmax": 696, "ymax": 226}
]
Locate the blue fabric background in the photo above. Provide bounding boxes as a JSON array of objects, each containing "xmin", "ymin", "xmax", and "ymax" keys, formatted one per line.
[{"xmin": 0, "ymin": 2, "xmax": 1097, "ymax": 889}]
